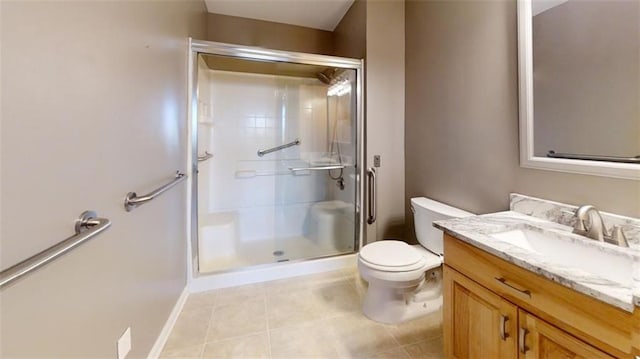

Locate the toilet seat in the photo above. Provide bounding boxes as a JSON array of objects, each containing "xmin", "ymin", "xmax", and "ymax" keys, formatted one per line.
[
  {"xmin": 359, "ymin": 241, "xmax": 424, "ymax": 271},
  {"xmin": 358, "ymin": 241, "xmax": 442, "ymax": 272}
]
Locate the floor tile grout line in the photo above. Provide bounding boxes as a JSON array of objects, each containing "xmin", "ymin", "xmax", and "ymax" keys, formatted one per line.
[
  {"xmin": 196, "ymin": 342, "xmax": 205, "ymax": 359},
  {"xmin": 401, "ymin": 336, "xmax": 444, "ymax": 359},
  {"xmin": 200, "ymin": 294, "xmax": 269, "ymax": 345},
  {"xmin": 202, "ymin": 329, "xmax": 270, "ymax": 346},
  {"xmin": 263, "ymin": 295, "xmax": 273, "ymax": 359},
  {"xmin": 267, "ymin": 310, "xmax": 356, "ymax": 332},
  {"xmin": 399, "ymin": 345, "xmax": 413, "ymax": 359},
  {"xmin": 161, "ymin": 300, "xmax": 217, "ymax": 355},
  {"xmin": 199, "ymin": 305, "xmax": 217, "ymax": 359},
  {"xmin": 382, "ymin": 323, "xmax": 403, "ymax": 348}
]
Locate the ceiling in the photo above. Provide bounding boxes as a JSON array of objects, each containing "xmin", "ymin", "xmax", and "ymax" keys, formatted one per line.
[{"xmin": 204, "ymin": 0, "xmax": 355, "ymax": 31}]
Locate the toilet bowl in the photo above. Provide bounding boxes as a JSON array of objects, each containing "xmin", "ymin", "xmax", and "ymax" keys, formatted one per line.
[{"xmin": 358, "ymin": 197, "xmax": 473, "ymax": 324}]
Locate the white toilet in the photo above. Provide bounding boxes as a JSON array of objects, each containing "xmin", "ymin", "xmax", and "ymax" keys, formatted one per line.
[{"xmin": 358, "ymin": 197, "xmax": 474, "ymax": 324}]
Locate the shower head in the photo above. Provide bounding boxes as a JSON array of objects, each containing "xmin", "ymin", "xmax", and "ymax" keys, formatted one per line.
[
  {"xmin": 316, "ymin": 71, "xmax": 332, "ymax": 84},
  {"xmin": 316, "ymin": 68, "xmax": 339, "ymax": 85}
]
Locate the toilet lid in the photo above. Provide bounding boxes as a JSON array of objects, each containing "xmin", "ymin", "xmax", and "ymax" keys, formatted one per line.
[{"xmin": 359, "ymin": 240, "xmax": 423, "ymax": 267}]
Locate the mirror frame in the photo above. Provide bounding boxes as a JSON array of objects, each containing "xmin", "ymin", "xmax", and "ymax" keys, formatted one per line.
[{"xmin": 517, "ymin": 0, "xmax": 640, "ymax": 180}]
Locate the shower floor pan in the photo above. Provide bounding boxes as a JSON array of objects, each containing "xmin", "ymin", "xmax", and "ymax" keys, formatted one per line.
[{"xmin": 198, "ymin": 235, "xmax": 355, "ymax": 274}]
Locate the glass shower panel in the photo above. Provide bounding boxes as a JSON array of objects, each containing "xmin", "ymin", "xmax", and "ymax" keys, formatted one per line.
[{"xmin": 196, "ymin": 54, "xmax": 358, "ymax": 273}]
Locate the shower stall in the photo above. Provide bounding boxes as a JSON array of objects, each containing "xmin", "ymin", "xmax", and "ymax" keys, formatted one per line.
[{"xmin": 189, "ymin": 40, "xmax": 364, "ymax": 277}]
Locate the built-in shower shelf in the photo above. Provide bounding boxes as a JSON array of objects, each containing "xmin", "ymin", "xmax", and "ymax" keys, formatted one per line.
[{"xmin": 198, "ymin": 120, "xmax": 214, "ymax": 126}]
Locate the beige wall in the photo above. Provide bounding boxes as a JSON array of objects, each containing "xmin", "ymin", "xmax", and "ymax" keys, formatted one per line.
[
  {"xmin": 0, "ymin": 1, "xmax": 206, "ymax": 357},
  {"xmin": 405, "ymin": 0, "xmax": 640, "ymax": 241},
  {"xmin": 532, "ymin": 0, "xmax": 640, "ymax": 157},
  {"xmin": 207, "ymin": 13, "xmax": 334, "ymax": 55},
  {"xmin": 335, "ymin": 0, "xmax": 406, "ymax": 242},
  {"xmin": 366, "ymin": 0, "xmax": 406, "ymax": 241},
  {"xmin": 207, "ymin": 2, "xmax": 366, "ymax": 59},
  {"xmin": 333, "ymin": 0, "xmax": 366, "ymax": 59}
]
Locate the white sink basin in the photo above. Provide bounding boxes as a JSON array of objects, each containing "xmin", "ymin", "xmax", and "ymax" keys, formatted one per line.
[{"xmin": 490, "ymin": 228, "xmax": 635, "ymax": 287}]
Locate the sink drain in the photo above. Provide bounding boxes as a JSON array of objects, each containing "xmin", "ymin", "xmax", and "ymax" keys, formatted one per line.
[{"xmin": 273, "ymin": 250, "xmax": 284, "ymax": 256}]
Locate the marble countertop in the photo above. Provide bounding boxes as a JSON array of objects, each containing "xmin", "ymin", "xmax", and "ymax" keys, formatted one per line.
[{"xmin": 434, "ymin": 211, "xmax": 640, "ymax": 312}]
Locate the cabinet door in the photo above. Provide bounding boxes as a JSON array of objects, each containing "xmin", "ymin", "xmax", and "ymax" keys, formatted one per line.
[
  {"xmin": 444, "ymin": 266, "xmax": 518, "ymax": 358},
  {"xmin": 518, "ymin": 310, "xmax": 615, "ymax": 359}
]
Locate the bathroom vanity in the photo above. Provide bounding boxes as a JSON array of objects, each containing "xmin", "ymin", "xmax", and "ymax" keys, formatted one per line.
[{"xmin": 435, "ymin": 194, "xmax": 640, "ymax": 358}]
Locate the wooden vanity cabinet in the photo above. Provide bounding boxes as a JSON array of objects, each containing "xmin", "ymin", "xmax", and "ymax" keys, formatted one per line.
[
  {"xmin": 518, "ymin": 310, "xmax": 613, "ymax": 358},
  {"xmin": 443, "ymin": 233, "xmax": 640, "ymax": 359},
  {"xmin": 444, "ymin": 266, "xmax": 518, "ymax": 358}
]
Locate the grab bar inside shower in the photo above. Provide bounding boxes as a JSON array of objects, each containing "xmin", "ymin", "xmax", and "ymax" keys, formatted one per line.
[
  {"xmin": 0, "ymin": 211, "xmax": 112, "ymax": 289},
  {"xmin": 288, "ymin": 164, "xmax": 346, "ymax": 172},
  {"xmin": 124, "ymin": 171, "xmax": 186, "ymax": 211},
  {"xmin": 547, "ymin": 150, "xmax": 640, "ymax": 164},
  {"xmin": 257, "ymin": 138, "xmax": 300, "ymax": 157}
]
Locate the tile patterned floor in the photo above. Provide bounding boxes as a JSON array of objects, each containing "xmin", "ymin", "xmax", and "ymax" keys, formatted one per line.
[{"xmin": 160, "ymin": 267, "xmax": 444, "ymax": 359}]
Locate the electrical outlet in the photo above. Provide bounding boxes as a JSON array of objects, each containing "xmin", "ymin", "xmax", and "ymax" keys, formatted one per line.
[{"xmin": 117, "ymin": 327, "xmax": 131, "ymax": 359}]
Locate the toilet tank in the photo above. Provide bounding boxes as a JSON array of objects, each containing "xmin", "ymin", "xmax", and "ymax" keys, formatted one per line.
[{"xmin": 411, "ymin": 197, "xmax": 474, "ymax": 255}]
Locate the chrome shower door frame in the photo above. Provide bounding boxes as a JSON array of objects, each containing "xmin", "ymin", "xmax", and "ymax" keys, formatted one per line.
[{"xmin": 187, "ymin": 39, "xmax": 365, "ymax": 277}]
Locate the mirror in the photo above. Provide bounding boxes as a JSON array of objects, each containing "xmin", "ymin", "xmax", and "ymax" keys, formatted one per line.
[{"xmin": 517, "ymin": 0, "xmax": 640, "ymax": 179}]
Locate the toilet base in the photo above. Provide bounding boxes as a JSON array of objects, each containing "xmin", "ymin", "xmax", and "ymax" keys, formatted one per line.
[{"xmin": 362, "ymin": 281, "xmax": 443, "ymax": 324}]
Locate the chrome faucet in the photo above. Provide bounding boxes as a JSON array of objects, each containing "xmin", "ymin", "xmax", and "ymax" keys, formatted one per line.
[
  {"xmin": 573, "ymin": 205, "xmax": 629, "ymax": 247},
  {"xmin": 574, "ymin": 205, "xmax": 607, "ymax": 241}
]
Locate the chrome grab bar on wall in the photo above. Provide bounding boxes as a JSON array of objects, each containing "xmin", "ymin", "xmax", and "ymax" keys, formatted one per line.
[
  {"xmin": 257, "ymin": 138, "xmax": 300, "ymax": 157},
  {"xmin": 197, "ymin": 151, "xmax": 213, "ymax": 162},
  {"xmin": 0, "ymin": 211, "xmax": 111, "ymax": 289},
  {"xmin": 367, "ymin": 168, "xmax": 377, "ymax": 224},
  {"xmin": 288, "ymin": 164, "xmax": 346, "ymax": 172},
  {"xmin": 547, "ymin": 150, "xmax": 640, "ymax": 164},
  {"xmin": 124, "ymin": 171, "xmax": 186, "ymax": 212}
]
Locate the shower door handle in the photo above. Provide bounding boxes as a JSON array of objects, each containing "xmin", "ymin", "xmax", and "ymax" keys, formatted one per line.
[{"xmin": 367, "ymin": 168, "xmax": 376, "ymax": 224}]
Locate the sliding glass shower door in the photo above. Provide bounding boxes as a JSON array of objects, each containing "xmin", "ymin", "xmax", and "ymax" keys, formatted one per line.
[{"xmin": 193, "ymin": 48, "xmax": 362, "ymax": 274}]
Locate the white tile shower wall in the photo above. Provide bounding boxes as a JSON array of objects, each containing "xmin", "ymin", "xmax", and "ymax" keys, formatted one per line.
[
  {"xmin": 197, "ymin": 59, "xmax": 213, "ymax": 221},
  {"xmin": 198, "ymin": 70, "xmax": 330, "ymax": 243}
]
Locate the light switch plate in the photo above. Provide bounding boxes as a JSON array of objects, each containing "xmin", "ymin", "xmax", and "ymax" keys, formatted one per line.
[
  {"xmin": 373, "ymin": 155, "xmax": 381, "ymax": 167},
  {"xmin": 117, "ymin": 327, "xmax": 131, "ymax": 359}
]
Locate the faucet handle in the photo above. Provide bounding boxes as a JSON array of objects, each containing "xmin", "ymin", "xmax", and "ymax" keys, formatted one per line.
[{"xmin": 610, "ymin": 226, "xmax": 629, "ymax": 247}]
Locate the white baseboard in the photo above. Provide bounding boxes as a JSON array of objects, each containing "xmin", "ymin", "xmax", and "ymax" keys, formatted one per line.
[
  {"xmin": 146, "ymin": 287, "xmax": 189, "ymax": 359},
  {"xmin": 189, "ymin": 253, "xmax": 357, "ymax": 293}
]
